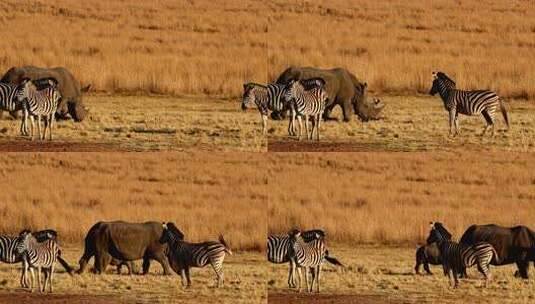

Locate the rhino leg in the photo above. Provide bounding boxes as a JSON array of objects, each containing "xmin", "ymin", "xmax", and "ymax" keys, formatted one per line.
[
  {"xmin": 516, "ymin": 261, "xmax": 529, "ymax": 279},
  {"xmin": 341, "ymin": 100, "xmax": 353, "ymax": 122},
  {"xmin": 322, "ymin": 103, "xmax": 338, "ymax": 121},
  {"xmin": 142, "ymin": 257, "xmax": 151, "ymax": 275}
]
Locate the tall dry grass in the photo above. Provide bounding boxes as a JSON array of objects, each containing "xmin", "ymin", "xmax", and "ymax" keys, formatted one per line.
[
  {"xmin": 1, "ymin": 1, "xmax": 534, "ymax": 98},
  {"xmin": 0, "ymin": 153, "xmax": 266, "ymax": 251},
  {"xmin": 268, "ymin": 0, "xmax": 535, "ymax": 99},
  {"xmin": 268, "ymin": 152, "xmax": 535, "ymax": 245},
  {"xmin": 0, "ymin": 0, "xmax": 267, "ymax": 96}
]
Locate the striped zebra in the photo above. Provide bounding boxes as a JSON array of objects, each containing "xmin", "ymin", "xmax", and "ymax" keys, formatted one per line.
[
  {"xmin": 284, "ymin": 78, "xmax": 327, "ymax": 141},
  {"xmin": 430, "ymin": 222, "xmax": 499, "ymax": 288},
  {"xmin": 16, "ymin": 230, "xmax": 60, "ymax": 293},
  {"xmin": 18, "ymin": 78, "xmax": 61, "ymax": 141},
  {"xmin": 288, "ymin": 229, "xmax": 343, "ymax": 293},
  {"xmin": 0, "ymin": 82, "xmax": 28, "ymax": 134},
  {"xmin": 241, "ymin": 82, "xmax": 291, "ymax": 135},
  {"xmin": 429, "ymin": 71, "xmax": 509, "ymax": 137},
  {"xmin": 268, "ymin": 229, "xmax": 327, "ymax": 288},
  {"xmin": 160, "ymin": 222, "xmax": 232, "ymax": 287},
  {"xmin": 1, "ymin": 230, "xmax": 72, "ymax": 288}
]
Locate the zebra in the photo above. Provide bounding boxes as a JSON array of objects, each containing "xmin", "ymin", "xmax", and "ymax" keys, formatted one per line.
[
  {"xmin": 268, "ymin": 229, "xmax": 330, "ymax": 288},
  {"xmin": 429, "ymin": 71, "xmax": 509, "ymax": 137},
  {"xmin": 0, "ymin": 230, "xmax": 72, "ymax": 288},
  {"xmin": 16, "ymin": 230, "xmax": 60, "ymax": 293},
  {"xmin": 429, "ymin": 222, "xmax": 499, "ymax": 288},
  {"xmin": 160, "ymin": 222, "xmax": 232, "ymax": 287},
  {"xmin": 0, "ymin": 81, "xmax": 29, "ymax": 135},
  {"xmin": 287, "ymin": 229, "xmax": 343, "ymax": 293},
  {"xmin": 17, "ymin": 78, "xmax": 62, "ymax": 141},
  {"xmin": 241, "ymin": 82, "xmax": 292, "ymax": 135},
  {"xmin": 284, "ymin": 78, "xmax": 327, "ymax": 141}
]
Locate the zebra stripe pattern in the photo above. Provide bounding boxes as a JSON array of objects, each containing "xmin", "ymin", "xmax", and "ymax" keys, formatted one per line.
[
  {"xmin": 241, "ymin": 83, "xmax": 290, "ymax": 135},
  {"xmin": 18, "ymin": 79, "xmax": 62, "ymax": 140},
  {"xmin": 284, "ymin": 79, "xmax": 327, "ymax": 140},
  {"xmin": 430, "ymin": 222, "xmax": 498, "ymax": 288},
  {"xmin": 0, "ymin": 82, "xmax": 27, "ymax": 134},
  {"xmin": 288, "ymin": 229, "xmax": 326, "ymax": 293},
  {"xmin": 16, "ymin": 230, "xmax": 59, "ymax": 293},
  {"xmin": 267, "ymin": 230, "xmax": 326, "ymax": 288},
  {"xmin": 429, "ymin": 71, "xmax": 509, "ymax": 137},
  {"xmin": 161, "ymin": 222, "xmax": 232, "ymax": 287}
]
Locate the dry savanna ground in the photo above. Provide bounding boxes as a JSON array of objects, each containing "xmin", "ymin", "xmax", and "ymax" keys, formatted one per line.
[
  {"xmin": 0, "ymin": 95, "xmax": 265, "ymax": 152},
  {"xmin": 267, "ymin": 96, "xmax": 535, "ymax": 152},
  {"xmin": 268, "ymin": 152, "xmax": 535, "ymax": 303},
  {"xmin": 268, "ymin": 246, "xmax": 535, "ymax": 304},
  {"xmin": 0, "ymin": 247, "xmax": 266, "ymax": 304}
]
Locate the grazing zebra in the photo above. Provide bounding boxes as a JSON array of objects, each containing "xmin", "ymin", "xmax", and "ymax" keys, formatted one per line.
[
  {"xmin": 0, "ymin": 82, "xmax": 28, "ymax": 134},
  {"xmin": 268, "ymin": 229, "xmax": 328, "ymax": 288},
  {"xmin": 241, "ymin": 82, "xmax": 291, "ymax": 135},
  {"xmin": 429, "ymin": 71, "xmax": 509, "ymax": 137},
  {"xmin": 288, "ymin": 229, "xmax": 343, "ymax": 293},
  {"xmin": 284, "ymin": 78, "xmax": 327, "ymax": 141},
  {"xmin": 16, "ymin": 230, "xmax": 60, "ymax": 293},
  {"xmin": 18, "ymin": 78, "xmax": 62, "ymax": 141},
  {"xmin": 160, "ymin": 222, "xmax": 232, "ymax": 287},
  {"xmin": 430, "ymin": 222, "xmax": 499, "ymax": 288}
]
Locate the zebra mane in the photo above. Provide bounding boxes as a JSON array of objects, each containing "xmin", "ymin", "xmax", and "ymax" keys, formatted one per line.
[
  {"xmin": 299, "ymin": 78, "xmax": 326, "ymax": 90},
  {"xmin": 165, "ymin": 222, "xmax": 185, "ymax": 241},
  {"xmin": 243, "ymin": 83, "xmax": 267, "ymax": 92},
  {"xmin": 436, "ymin": 72, "xmax": 456, "ymax": 87},
  {"xmin": 427, "ymin": 222, "xmax": 452, "ymax": 244}
]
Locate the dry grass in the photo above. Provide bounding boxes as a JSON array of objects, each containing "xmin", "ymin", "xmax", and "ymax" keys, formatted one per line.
[
  {"xmin": 0, "ymin": 153, "xmax": 266, "ymax": 251},
  {"xmin": 0, "ymin": 247, "xmax": 266, "ymax": 304},
  {"xmin": 0, "ymin": 95, "xmax": 265, "ymax": 152},
  {"xmin": 267, "ymin": 96, "xmax": 535, "ymax": 152},
  {"xmin": 268, "ymin": 245, "xmax": 535, "ymax": 303},
  {"xmin": 0, "ymin": 0, "xmax": 266, "ymax": 96},
  {"xmin": 268, "ymin": 152, "xmax": 535, "ymax": 245},
  {"xmin": 268, "ymin": 0, "xmax": 535, "ymax": 99}
]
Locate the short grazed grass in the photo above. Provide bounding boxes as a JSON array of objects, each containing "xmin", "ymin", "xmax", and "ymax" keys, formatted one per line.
[
  {"xmin": 0, "ymin": 95, "xmax": 265, "ymax": 152},
  {"xmin": 268, "ymin": 246, "xmax": 535, "ymax": 304},
  {"xmin": 0, "ymin": 246, "xmax": 266, "ymax": 304},
  {"xmin": 268, "ymin": 97, "xmax": 535, "ymax": 152}
]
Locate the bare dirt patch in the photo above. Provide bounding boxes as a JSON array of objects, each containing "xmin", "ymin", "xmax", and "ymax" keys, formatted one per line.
[
  {"xmin": 0, "ymin": 140, "xmax": 123, "ymax": 152},
  {"xmin": 0, "ymin": 293, "xmax": 117, "ymax": 304}
]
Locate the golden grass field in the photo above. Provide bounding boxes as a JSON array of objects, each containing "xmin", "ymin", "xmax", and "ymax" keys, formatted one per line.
[
  {"xmin": 0, "ymin": 153, "xmax": 266, "ymax": 250},
  {"xmin": 268, "ymin": 152, "xmax": 535, "ymax": 245},
  {"xmin": 267, "ymin": 96, "xmax": 535, "ymax": 152},
  {"xmin": 268, "ymin": 152, "xmax": 535, "ymax": 303},
  {"xmin": 268, "ymin": 246, "xmax": 535, "ymax": 304},
  {"xmin": 0, "ymin": 247, "xmax": 266, "ymax": 304},
  {"xmin": 0, "ymin": 95, "xmax": 265, "ymax": 152}
]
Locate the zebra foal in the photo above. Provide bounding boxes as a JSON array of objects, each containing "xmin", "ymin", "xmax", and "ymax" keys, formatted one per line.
[
  {"xmin": 16, "ymin": 230, "xmax": 60, "ymax": 293},
  {"xmin": 241, "ymin": 82, "xmax": 291, "ymax": 135},
  {"xmin": 429, "ymin": 71, "xmax": 509, "ymax": 137},
  {"xmin": 18, "ymin": 78, "xmax": 62, "ymax": 141},
  {"xmin": 0, "ymin": 82, "xmax": 29, "ymax": 135},
  {"xmin": 430, "ymin": 222, "xmax": 499, "ymax": 288},
  {"xmin": 284, "ymin": 78, "xmax": 327, "ymax": 141},
  {"xmin": 159, "ymin": 222, "xmax": 232, "ymax": 287}
]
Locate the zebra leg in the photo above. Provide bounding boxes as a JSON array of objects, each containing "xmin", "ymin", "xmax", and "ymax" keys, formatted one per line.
[
  {"xmin": 28, "ymin": 267, "xmax": 35, "ymax": 292},
  {"xmin": 180, "ymin": 268, "xmax": 187, "ymax": 287},
  {"xmin": 49, "ymin": 114, "xmax": 54, "ymax": 140},
  {"xmin": 316, "ymin": 114, "xmax": 321, "ymax": 141},
  {"xmin": 211, "ymin": 259, "xmax": 224, "ymax": 287},
  {"xmin": 448, "ymin": 109, "xmax": 456, "ymax": 137},
  {"xmin": 309, "ymin": 267, "xmax": 315, "ymax": 293},
  {"xmin": 454, "ymin": 113, "xmax": 460, "ymax": 135},
  {"xmin": 481, "ymin": 111, "xmax": 494, "ymax": 137},
  {"xmin": 49, "ymin": 263, "xmax": 55, "ymax": 293},
  {"xmin": 297, "ymin": 116, "xmax": 303, "ymax": 141},
  {"xmin": 452, "ymin": 270, "xmax": 459, "ymax": 289},
  {"xmin": 304, "ymin": 115, "xmax": 311, "ymax": 140},
  {"xmin": 29, "ymin": 115, "xmax": 35, "ymax": 141},
  {"xmin": 261, "ymin": 114, "xmax": 268, "ymax": 135},
  {"xmin": 185, "ymin": 267, "xmax": 192, "ymax": 287},
  {"xmin": 288, "ymin": 260, "xmax": 295, "ymax": 288},
  {"xmin": 316, "ymin": 264, "xmax": 322, "ymax": 293},
  {"xmin": 37, "ymin": 266, "xmax": 42, "ymax": 293},
  {"xmin": 42, "ymin": 269, "xmax": 49, "ymax": 293},
  {"xmin": 37, "ymin": 115, "xmax": 43, "ymax": 140}
]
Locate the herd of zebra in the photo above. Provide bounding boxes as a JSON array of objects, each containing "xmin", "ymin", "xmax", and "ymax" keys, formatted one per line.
[
  {"xmin": 242, "ymin": 71, "xmax": 510, "ymax": 139},
  {"xmin": 0, "ymin": 77, "xmax": 61, "ymax": 141},
  {"xmin": 0, "ymin": 222, "xmax": 232, "ymax": 293}
]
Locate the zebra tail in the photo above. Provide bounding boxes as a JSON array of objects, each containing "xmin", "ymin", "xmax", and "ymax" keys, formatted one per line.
[
  {"xmin": 57, "ymin": 250, "xmax": 74, "ymax": 276},
  {"xmin": 219, "ymin": 234, "xmax": 233, "ymax": 255},
  {"xmin": 491, "ymin": 247, "xmax": 501, "ymax": 265},
  {"xmin": 325, "ymin": 250, "xmax": 343, "ymax": 267},
  {"xmin": 500, "ymin": 99, "xmax": 510, "ymax": 129}
]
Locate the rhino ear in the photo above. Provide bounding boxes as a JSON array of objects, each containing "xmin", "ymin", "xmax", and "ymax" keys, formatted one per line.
[{"xmin": 81, "ymin": 84, "xmax": 91, "ymax": 93}]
